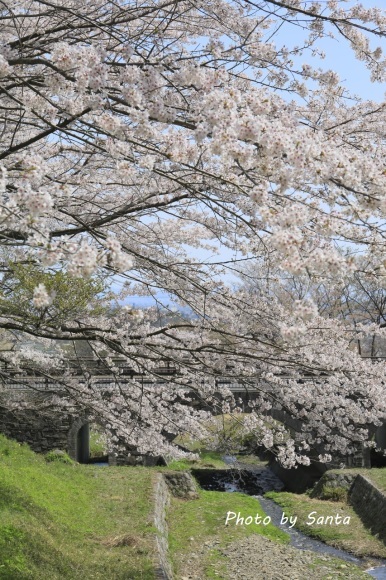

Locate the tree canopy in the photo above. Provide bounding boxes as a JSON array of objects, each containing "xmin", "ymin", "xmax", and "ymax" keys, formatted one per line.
[
  {"xmin": 1, "ymin": 0, "xmax": 386, "ymax": 463},
  {"xmin": 0, "ymin": 262, "xmax": 107, "ymax": 326}
]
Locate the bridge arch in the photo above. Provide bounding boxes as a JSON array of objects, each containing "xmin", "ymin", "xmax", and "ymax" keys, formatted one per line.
[
  {"xmin": 67, "ymin": 416, "xmax": 91, "ymax": 463},
  {"xmin": 68, "ymin": 417, "xmax": 114, "ymax": 464}
]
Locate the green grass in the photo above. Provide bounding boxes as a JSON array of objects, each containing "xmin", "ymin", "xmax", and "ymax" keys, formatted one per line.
[
  {"xmin": 168, "ymin": 488, "xmax": 289, "ymax": 578},
  {"xmin": 234, "ymin": 454, "xmax": 268, "ymax": 467},
  {"xmin": 0, "ymin": 435, "xmax": 156, "ymax": 579},
  {"xmin": 89, "ymin": 425, "xmax": 108, "ymax": 458},
  {"xmin": 44, "ymin": 450, "xmax": 74, "ymax": 464},
  {"xmin": 265, "ymin": 490, "xmax": 386, "ymax": 560},
  {"xmin": 166, "ymin": 447, "xmax": 268, "ymax": 471},
  {"xmin": 366, "ymin": 467, "xmax": 386, "ymax": 493}
]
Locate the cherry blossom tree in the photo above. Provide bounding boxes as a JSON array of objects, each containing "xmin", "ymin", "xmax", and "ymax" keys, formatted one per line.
[{"xmin": 1, "ymin": 0, "xmax": 386, "ymax": 464}]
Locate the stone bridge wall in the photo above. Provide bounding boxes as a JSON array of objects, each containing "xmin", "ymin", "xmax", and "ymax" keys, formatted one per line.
[
  {"xmin": 0, "ymin": 403, "xmax": 71, "ymax": 454},
  {"xmin": 0, "ymin": 396, "xmax": 163, "ymax": 465}
]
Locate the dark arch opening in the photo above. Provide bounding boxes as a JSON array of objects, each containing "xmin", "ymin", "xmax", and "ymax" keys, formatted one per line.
[
  {"xmin": 75, "ymin": 422, "xmax": 110, "ymax": 464},
  {"xmin": 76, "ymin": 423, "xmax": 90, "ymax": 463},
  {"xmin": 371, "ymin": 423, "xmax": 386, "ymax": 467}
]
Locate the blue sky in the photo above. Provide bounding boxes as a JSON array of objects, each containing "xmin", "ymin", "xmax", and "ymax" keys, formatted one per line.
[{"xmin": 273, "ymin": 0, "xmax": 386, "ymax": 101}]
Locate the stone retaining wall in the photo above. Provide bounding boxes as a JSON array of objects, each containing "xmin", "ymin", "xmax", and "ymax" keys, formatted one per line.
[
  {"xmin": 150, "ymin": 472, "xmax": 199, "ymax": 579},
  {"xmin": 163, "ymin": 471, "xmax": 199, "ymax": 499},
  {"xmin": 0, "ymin": 404, "xmax": 70, "ymax": 453},
  {"xmin": 269, "ymin": 457, "xmax": 328, "ymax": 493},
  {"xmin": 310, "ymin": 470, "xmax": 357, "ymax": 498},
  {"xmin": 152, "ymin": 474, "xmax": 174, "ymax": 580},
  {"xmin": 349, "ymin": 475, "xmax": 386, "ymax": 543}
]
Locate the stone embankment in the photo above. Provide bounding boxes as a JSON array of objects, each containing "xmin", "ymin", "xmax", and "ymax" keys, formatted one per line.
[
  {"xmin": 152, "ymin": 473, "xmax": 173, "ymax": 580},
  {"xmin": 310, "ymin": 470, "xmax": 357, "ymax": 498},
  {"xmin": 312, "ymin": 470, "xmax": 386, "ymax": 543},
  {"xmin": 349, "ymin": 476, "xmax": 386, "ymax": 543},
  {"xmin": 152, "ymin": 471, "xmax": 200, "ymax": 579}
]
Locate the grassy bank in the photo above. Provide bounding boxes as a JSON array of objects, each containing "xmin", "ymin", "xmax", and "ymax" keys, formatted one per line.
[
  {"xmin": 265, "ymin": 490, "xmax": 386, "ymax": 560},
  {"xmin": 0, "ymin": 435, "xmax": 156, "ymax": 579},
  {"xmin": 166, "ymin": 447, "xmax": 268, "ymax": 471},
  {"xmin": 166, "ymin": 450, "xmax": 227, "ymax": 471},
  {"xmin": 365, "ymin": 467, "xmax": 386, "ymax": 492}
]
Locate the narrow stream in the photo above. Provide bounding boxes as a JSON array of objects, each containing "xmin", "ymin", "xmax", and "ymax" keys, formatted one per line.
[
  {"xmin": 258, "ymin": 494, "xmax": 359, "ymax": 562},
  {"xmin": 258, "ymin": 494, "xmax": 386, "ymax": 578},
  {"xmin": 208, "ymin": 458, "xmax": 386, "ymax": 578},
  {"xmin": 260, "ymin": 495, "xmax": 386, "ymax": 580},
  {"xmin": 367, "ymin": 566, "xmax": 386, "ymax": 579}
]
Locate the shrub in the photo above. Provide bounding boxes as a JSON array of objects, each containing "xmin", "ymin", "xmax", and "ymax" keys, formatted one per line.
[
  {"xmin": 45, "ymin": 450, "xmax": 74, "ymax": 464},
  {"xmin": 319, "ymin": 485, "xmax": 348, "ymax": 502}
]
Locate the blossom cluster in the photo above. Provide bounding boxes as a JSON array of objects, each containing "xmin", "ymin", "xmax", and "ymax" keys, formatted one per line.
[{"xmin": 32, "ymin": 284, "xmax": 54, "ymax": 308}]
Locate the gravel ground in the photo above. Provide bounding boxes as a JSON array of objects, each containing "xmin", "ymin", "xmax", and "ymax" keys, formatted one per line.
[
  {"xmin": 221, "ymin": 535, "xmax": 368, "ymax": 580},
  {"xmin": 179, "ymin": 534, "xmax": 369, "ymax": 579}
]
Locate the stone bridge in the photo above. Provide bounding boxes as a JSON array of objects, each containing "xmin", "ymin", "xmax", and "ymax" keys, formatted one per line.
[
  {"xmin": 0, "ymin": 361, "xmax": 265, "ymax": 465},
  {"xmin": 0, "ymin": 359, "xmax": 385, "ymax": 467}
]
